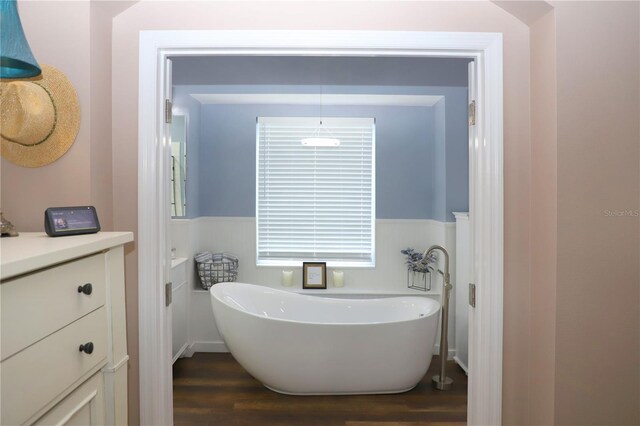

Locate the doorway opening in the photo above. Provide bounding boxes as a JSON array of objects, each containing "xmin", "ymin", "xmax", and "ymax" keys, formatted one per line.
[{"xmin": 138, "ymin": 30, "xmax": 503, "ymax": 426}]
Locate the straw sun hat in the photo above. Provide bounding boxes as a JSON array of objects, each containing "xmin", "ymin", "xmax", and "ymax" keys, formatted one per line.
[{"xmin": 1, "ymin": 64, "xmax": 80, "ymax": 167}]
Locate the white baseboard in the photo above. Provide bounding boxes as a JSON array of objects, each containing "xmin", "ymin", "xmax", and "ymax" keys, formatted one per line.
[
  {"xmin": 186, "ymin": 341, "xmax": 454, "ymax": 361},
  {"xmin": 453, "ymin": 355, "xmax": 469, "ymax": 375},
  {"xmin": 185, "ymin": 341, "xmax": 229, "ymax": 356},
  {"xmin": 434, "ymin": 345, "xmax": 456, "ymax": 360},
  {"xmin": 172, "ymin": 342, "xmax": 190, "ymax": 363}
]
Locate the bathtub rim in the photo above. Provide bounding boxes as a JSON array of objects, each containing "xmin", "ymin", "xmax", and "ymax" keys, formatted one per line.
[{"xmin": 210, "ymin": 281, "xmax": 441, "ymax": 327}]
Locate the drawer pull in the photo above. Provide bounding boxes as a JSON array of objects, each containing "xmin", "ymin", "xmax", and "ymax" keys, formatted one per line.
[
  {"xmin": 77, "ymin": 283, "xmax": 93, "ymax": 295},
  {"xmin": 79, "ymin": 342, "xmax": 94, "ymax": 354}
]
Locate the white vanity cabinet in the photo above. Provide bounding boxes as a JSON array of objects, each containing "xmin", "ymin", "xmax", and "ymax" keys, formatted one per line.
[
  {"xmin": 0, "ymin": 232, "xmax": 133, "ymax": 426},
  {"xmin": 171, "ymin": 257, "xmax": 189, "ymax": 362}
]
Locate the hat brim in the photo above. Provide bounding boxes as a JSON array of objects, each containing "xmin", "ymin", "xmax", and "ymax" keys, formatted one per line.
[{"xmin": 1, "ymin": 64, "xmax": 80, "ymax": 168}]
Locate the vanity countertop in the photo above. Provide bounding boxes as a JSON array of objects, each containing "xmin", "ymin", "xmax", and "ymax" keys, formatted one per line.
[{"xmin": 1, "ymin": 232, "xmax": 134, "ymax": 280}]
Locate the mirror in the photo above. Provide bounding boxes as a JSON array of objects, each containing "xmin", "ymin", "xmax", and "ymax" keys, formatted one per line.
[{"xmin": 171, "ymin": 115, "xmax": 187, "ymax": 217}]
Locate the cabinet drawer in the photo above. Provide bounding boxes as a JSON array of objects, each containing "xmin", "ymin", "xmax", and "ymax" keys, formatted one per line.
[
  {"xmin": 34, "ymin": 372, "xmax": 105, "ymax": 426},
  {"xmin": 1, "ymin": 253, "xmax": 106, "ymax": 360},
  {"xmin": 0, "ymin": 308, "xmax": 107, "ymax": 426}
]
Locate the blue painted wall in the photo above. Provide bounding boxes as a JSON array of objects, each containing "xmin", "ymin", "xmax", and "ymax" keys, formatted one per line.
[
  {"xmin": 174, "ymin": 84, "xmax": 469, "ymax": 221},
  {"xmin": 197, "ymin": 103, "xmax": 435, "ymax": 219},
  {"xmin": 444, "ymin": 90, "xmax": 470, "ymax": 218},
  {"xmin": 433, "ymin": 98, "xmax": 447, "ymax": 220}
]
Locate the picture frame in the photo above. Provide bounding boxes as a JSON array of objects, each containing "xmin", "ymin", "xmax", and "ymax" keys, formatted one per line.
[{"xmin": 302, "ymin": 262, "xmax": 327, "ymax": 289}]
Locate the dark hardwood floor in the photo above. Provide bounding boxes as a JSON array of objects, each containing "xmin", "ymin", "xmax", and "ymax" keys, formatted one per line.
[{"xmin": 173, "ymin": 353, "xmax": 467, "ymax": 426}]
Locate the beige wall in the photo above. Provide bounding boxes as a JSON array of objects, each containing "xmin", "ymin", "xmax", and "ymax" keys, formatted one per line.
[
  {"xmin": 89, "ymin": 2, "xmax": 130, "ymax": 232},
  {"xmin": 529, "ymin": 8, "xmax": 557, "ymax": 425},
  {"xmin": 518, "ymin": 2, "xmax": 640, "ymax": 424},
  {"xmin": 553, "ymin": 2, "xmax": 640, "ymax": 424},
  {"xmin": 1, "ymin": 1, "xmax": 93, "ymax": 230},
  {"xmin": 0, "ymin": 0, "xmax": 133, "ymax": 231}
]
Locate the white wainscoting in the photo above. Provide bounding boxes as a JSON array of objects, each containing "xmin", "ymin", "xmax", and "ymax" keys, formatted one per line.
[
  {"xmin": 453, "ymin": 212, "xmax": 470, "ymax": 374},
  {"xmin": 170, "ymin": 217, "xmax": 459, "ymax": 358}
]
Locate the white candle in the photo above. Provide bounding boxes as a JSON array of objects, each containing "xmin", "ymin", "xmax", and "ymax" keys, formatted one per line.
[
  {"xmin": 332, "ymin": 270, "xmax": 345, "ymax": 287},
  {"xmin": 282, "ymin": 270, "xmax": 294, "ymax": 286}
]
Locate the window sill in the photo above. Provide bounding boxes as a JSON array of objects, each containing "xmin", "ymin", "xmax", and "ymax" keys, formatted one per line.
[{"xmin": 256, "ymin": 260, "xmax": 375, "ymax": 269}]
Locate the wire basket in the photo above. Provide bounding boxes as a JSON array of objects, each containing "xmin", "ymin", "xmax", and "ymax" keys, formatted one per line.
[{"xmin": 195, "ymin": 252, "xmax": 239, "ymax": 289}]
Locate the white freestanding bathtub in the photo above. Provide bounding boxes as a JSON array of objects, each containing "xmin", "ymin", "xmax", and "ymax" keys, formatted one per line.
[{"xmin": 210, "ymin": 282, "xmax": 441, "ymax": 395}]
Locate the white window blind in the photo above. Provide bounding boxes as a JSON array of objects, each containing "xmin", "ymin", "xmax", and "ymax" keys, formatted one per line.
[{"xmin": 257, "ymin": 117, "xmax": 375, "ymax": 266}]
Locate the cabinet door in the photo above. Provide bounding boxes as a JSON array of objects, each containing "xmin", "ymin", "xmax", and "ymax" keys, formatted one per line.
[
  {"xmin": 172, "ymin": 280, "xmax": 188, "ymax": 362},
  {"xmin": 34, "ymin": 373, "xmax": 104, "ymax": 426}
]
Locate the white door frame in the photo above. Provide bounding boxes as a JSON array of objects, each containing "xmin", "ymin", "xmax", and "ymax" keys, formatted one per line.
[{"xmin": 138, "ymin": 30, "xmax": 503, "ymax": 426}]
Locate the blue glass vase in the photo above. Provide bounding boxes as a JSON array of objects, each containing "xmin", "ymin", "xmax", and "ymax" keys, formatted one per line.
[{"xmin": 0, "ymin": 0, "xmax": 41, "ymax": 78}]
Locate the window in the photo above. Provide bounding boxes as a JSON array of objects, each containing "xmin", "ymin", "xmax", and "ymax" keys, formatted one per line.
[{"xmin": 256, "ymin": 117, "xmax": 375, "ymax": 266}]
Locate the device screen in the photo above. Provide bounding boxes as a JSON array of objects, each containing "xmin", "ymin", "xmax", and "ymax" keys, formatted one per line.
[{"xmin": 50, "ymin": 208, "xmax": 97, "ymax": 232}]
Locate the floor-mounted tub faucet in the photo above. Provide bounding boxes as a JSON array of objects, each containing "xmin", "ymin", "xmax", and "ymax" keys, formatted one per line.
[{"xmin": 420, "ymin": 245, "xmax": 453, "ymax": 390}]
